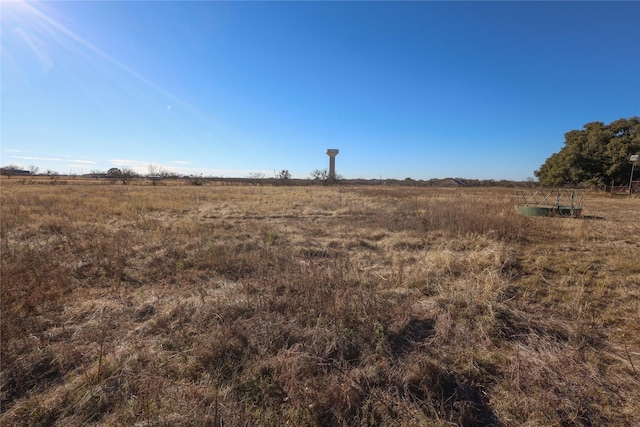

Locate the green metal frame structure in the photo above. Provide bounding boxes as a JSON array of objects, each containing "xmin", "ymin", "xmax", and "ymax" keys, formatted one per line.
[{"xmin": 514, "ymin": 188, "xmax": 583, "ymax": 217}]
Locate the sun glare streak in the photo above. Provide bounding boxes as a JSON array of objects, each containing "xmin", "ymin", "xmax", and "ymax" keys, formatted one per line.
[
  {"xmin": 17, "ymin": 2, "xmax": 176, "ymax": 97},
  {"xmin": 3, "ymin": 1, "xmax": 218, "ymax": 129},
  {"xmin": 13, "ymin": 27, "xmax": 54, "ymax": 71},
  {"xmin": 3, "ymin": 0, "xmax": 233, "ymax": 172}
]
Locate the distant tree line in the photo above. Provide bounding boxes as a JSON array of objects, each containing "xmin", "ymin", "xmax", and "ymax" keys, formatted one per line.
[
  {"xmin": 0, "ymin": 165, "xmax": 30, "ymax": 178},
  {"xmin": 535, "ymin": 117, "xmax": 640, "ymax": 188},
  {"xmin": 1, "ymin": 164, "xmax": 540, "ymax": 188}
]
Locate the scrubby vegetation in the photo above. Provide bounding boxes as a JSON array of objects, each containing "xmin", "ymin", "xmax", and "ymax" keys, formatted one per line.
[{"xmin": 1, "ymin": 178, "xmax": 639, "ymax": 426}]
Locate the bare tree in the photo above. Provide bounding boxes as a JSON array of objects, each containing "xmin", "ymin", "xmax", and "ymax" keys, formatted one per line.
[
  {"xmin": 310, "ymin": 168, "xmax": 341, "ymax": 185},
  {"xmin": 28, "ymin": 165, "xmax": 39, "ymax": 176},
  {"xmin": 120, "ymin": 168, "xmax": 137, "ymax": 184},
  {"xmin": 310, "ymin": 169, "xmax": 329, "ymax": 181},
  {"xmin": 107, "ymin": 167, "xmax": 137, "ymax": 184},
  {"xmin": 147, "ymin": 164, "xmax": 163, "ymax": 185},
  {"xmin": 276, "ymin": 170, "xmax": 291, "ymax": 180},
  {"xmin": 248, "ymin": 171, "xmax": 266, "ymax": 185}
]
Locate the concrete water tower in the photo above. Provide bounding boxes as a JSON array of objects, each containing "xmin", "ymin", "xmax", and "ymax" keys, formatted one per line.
[{"xmin": 326, "ymin": 149, "xmax": 339, "ymax": 179}]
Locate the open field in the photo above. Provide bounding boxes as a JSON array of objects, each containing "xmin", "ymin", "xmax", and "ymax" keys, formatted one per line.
[{"xmin": 1, "ymin": 178, "xmax": 639, "ymax": 426}]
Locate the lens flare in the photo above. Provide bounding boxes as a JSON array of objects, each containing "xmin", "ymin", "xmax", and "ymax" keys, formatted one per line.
[{"xmin": 1, "ymin": 1, "xmax": 215, "ymax": 127}]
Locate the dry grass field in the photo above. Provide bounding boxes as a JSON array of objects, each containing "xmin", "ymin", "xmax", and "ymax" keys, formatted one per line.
[{"xmin": 1, "ymin": 177, "xmax": 639, "ymax": 426}]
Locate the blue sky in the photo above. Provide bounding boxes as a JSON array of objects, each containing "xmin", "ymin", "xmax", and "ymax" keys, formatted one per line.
[{"xmin": 2, "ymin": 1, "xmax": 639, "ymax": 180}]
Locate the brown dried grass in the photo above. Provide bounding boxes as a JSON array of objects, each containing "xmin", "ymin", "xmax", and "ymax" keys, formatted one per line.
[{"xmin": 1, "ymin": 177, "xmax": 639, "ymax": 426}]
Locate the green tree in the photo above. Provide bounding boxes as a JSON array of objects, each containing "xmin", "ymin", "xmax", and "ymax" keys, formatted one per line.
[{"xmin": 535, "ymin": 117, "xmax": 640, "ymax": 187}]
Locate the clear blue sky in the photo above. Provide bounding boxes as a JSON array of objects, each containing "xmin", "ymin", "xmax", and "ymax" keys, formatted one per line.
[{"xmin": 2, "ymin": 1, "xmax": 639, "ymax": 180}]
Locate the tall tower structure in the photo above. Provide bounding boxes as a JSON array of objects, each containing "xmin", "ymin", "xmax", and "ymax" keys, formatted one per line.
[{"xmin": 326, "ymin": 149, "xmax": 339, "ymax": 179}]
